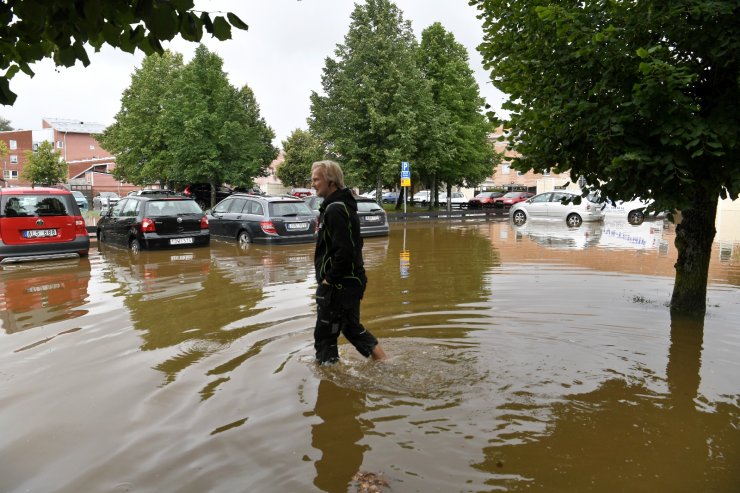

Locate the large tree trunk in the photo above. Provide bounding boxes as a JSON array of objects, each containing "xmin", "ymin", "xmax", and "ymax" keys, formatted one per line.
[{"xmin": 670, "ymin": 196, "xmax": 718, "ymax": 317}]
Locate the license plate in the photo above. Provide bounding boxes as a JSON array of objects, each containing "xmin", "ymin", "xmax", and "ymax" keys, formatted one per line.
[
  {"xmin": 170, "ymin": 237, "xmax": 194, "ymax": 245},
  {"xmin": 287, "ymin": 222, "xmax": 309, "ymax": 230},
  {"xmin": 23, "ymin": 229, "xmax": 57, "ymax": 238},
  {"xmin": 364, "ymin": 215, "xmax": 381, "ymax": 222}
]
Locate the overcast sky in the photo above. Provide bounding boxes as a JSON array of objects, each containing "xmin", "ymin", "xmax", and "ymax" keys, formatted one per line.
[{"xmin": 1, "ymin": 0, "xmax": 506, "ymax": 146}]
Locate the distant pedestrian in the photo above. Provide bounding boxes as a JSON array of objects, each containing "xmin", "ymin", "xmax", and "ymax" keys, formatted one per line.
[{"xmin": 311, "ymin": 160, "xmax": 388, "ymax": 364}]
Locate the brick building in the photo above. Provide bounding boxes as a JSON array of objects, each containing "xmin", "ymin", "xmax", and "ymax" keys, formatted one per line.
[
  {"xmin": 0, "ymin": 118, "xmax": 138, "ymax": 196},
  {"xmin": 480, "ymin": 126, "xmax": 574, "ymax": 193}
]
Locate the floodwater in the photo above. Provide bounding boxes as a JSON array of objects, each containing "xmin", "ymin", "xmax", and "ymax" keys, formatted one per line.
[{"xmin": 1, "ymin": 217, "xmax": 739, "ymax": 492}]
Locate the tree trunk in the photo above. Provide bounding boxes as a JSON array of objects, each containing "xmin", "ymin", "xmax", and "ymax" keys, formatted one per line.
[
  {"xmin": 375, "ymin": 173, "xmax": 382, "ymax": 204},
  {"xmin": 445, "ymin": 182, "xmax": 452, "ymax": 211},
  {"xmin": 670, "ymin": 196, "xmax": 718, "ymax": 318}
]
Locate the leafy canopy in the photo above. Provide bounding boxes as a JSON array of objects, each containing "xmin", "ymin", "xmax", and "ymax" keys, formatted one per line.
[
  {"xmin": 310, "ymin": 0, "xmax": 433, "ymax": 193},
  {"xmin": 21, "ymin": 140, "xmax": 67, "ymax": 186},
  {"xmin": 99, "ymin": 50, "xmax": 184, "ymax": 186},
  {"xmin": 278, "ymin": 129, "xmax": 326, "ymax": 188},
  {"xmin": 0, "ymin": 0, "xmax": 248, "ymax": 104},
  {"xmin": 417, "ymin": 22, "xmax": 497, "ymax": 195},
  {"xmin": 470, "ymin": 0, "xmax": 739, "ymax": 213},
  {"xmin": 99, "ymin": 46, "xmax": 277, "ymax": 205}
]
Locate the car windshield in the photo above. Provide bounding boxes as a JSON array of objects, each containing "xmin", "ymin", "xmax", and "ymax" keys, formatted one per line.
[
  {"xmin": 503, "ymin": 192, "xmax": 521, "ymax": 198},
  {"xmin": 146, "ymin": 200, "xmax": 202, "ymax": 216},
  {"xmin": 270, "ymin": 201, "xmax": 313, "ymax": 217},
  {"xmin": 100, "ymin": 192, "xmax": 118, "ymax": 198},
  {"xmin": 72, "ymin": 191, "xmax": 85, "ymax": 198},
  {"xmin": 357, "ymin": 201, "xmax": 383, "ymax": 212}
]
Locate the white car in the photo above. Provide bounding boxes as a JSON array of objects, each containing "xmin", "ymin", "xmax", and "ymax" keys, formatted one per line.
[
  {"xmin": 412, "ymin": 190, "xmax": 432, "ymax": 205},
  {"xmin": 600, "ymin": 198, "xmax": 659, "ymax": 225},
  {"xmin": 510, "ymin": 191, "xmax": 603, "ymax": 227},
  {"xmin": 438, "ymin": 192, "xmax": 468, "ymax": 208}
]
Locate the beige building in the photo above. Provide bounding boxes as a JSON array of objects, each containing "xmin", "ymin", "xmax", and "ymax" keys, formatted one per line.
[{"xmin": 478, "ymin": 126, "xmax": 573, "ymax": 193}]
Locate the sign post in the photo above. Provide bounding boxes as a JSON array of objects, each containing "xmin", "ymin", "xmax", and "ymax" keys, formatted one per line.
[{"xmin": 401, "ymin": 161, "xmax": 410, "ymax": 213}]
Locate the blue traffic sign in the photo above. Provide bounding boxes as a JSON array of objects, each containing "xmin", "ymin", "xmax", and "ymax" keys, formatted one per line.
[
  {"xmin": 401, "ymin": 171, "xmax": 410, "ymax": 178},
  {"xmin": 401, "ymin": 161, "xmax": 410, "ymax": 172}
]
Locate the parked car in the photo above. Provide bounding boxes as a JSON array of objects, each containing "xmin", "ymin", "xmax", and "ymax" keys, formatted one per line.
[
  {"xmin": 304, "ymin": 195, "xmax": 323, "ymax": 215},
  {"xmin": 412, "ymin": 190, "xmax": 432, "ymax": 205},
  {"xmin": 180, "ymin": 183, "xmax": 236, "ymax": 210},
  {"xmin": 600, "ymin": 197, "xmax": 662, "ymax": 225},
  {"xmin": 438, "ymin": 192, "xmax": 468, "ymax": 209},
  {"xmin": 288, "ymin": 188, "xmax": 313, "ymax": 198},
  {"xmin": 510, "ymin": 191, "xmax": 604, "ymax": 227},
  {"xmin": 92, "ymin": 191, "xmax": 120, "ymax": 212},
  {"xmin": 492, "ymin": 191, "xmax": 534, "ymax": 209},
  {"xmin": 382, "ymin": 191, "xmax": 400, "ymax": 204},
  {"xmin": 208, "ymin": 194, "xmax": 317, "ymax": 245},
  {"xmin": 71, "ymin": 190, "xmax": 89, "ymax": 211},
  {"xmin": 97, "ymin": 196, "xmax": 210, "ymax": 253},
  {"xmin": 128, "ymin": 189, "xmax": 181, "ymax": 198},
  {"xmin": 467, "ymin": 191, "xmax": 504, "ymax": 209},
  {"xmin": 356, "ymin": 197, "xmax": 390, "ymax": 237},
  {"xmin": 0, "ymin": 187, "xmax": 90, "ymax": 263},
  {"xmin": 303, "ymin": 196, "xmax": 389, "ymax": 237}
]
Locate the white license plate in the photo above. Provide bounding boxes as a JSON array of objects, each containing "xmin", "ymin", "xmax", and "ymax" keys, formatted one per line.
[
  {"xmin": 287, "ymin": 222, "xmax": 309, "ymax": 230},
  {"xmin": 170, "ymin": 237, "xmax": 194, "ymax": 245},
  {"xmin": 24, "ymin": 229, "xmax": 57, "ymax": 238},
  {"xmin": 364, "ymin": 215, "xmax": 381, "ymax": 222}
]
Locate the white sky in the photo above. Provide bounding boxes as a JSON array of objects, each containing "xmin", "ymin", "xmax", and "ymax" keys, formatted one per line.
[{"xmin": 1, "ymin": 0, "xmax": 506, "ymax": 146}]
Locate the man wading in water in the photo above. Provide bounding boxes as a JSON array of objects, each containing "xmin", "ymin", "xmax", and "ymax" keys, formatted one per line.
[{"xmin": 311, "ymin": 160, "xmax": 388, "ymax": 364}]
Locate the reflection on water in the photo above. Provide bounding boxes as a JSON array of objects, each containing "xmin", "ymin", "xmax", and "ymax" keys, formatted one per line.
[
  {"xmin": 0, "ymin": 258, "xmax": 90, "ymax": 335},
  {"xmin": 0, "ymin": 219, "xmax": 738, "ymax": 492}
]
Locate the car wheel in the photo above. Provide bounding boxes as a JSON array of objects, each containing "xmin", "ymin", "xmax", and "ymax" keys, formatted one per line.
[
  {"xmin": 129, "ymin": 239, "xmax": 141, "ymax": 254},
  {"xmin": 237, "ymin": 230, "xmax": 252, "ymax": 246},
  {"xmin": 566, "ymin": 213, "xmax": 583, "ymax": 227},
  {"xmin": 512, "ymin": 210, "xmax": 527, "ymax": 225},
  {"xmin": 628, "ymin": 209, "xmax": 645, "ymax": 225}
]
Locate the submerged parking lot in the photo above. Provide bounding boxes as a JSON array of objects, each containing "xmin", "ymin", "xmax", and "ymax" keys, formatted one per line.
[{"xmin": 1, "ymin": 217, "xmax": 739, "ymax": 492}]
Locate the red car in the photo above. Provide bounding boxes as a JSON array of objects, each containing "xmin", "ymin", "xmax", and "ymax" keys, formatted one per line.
[
  {"xmin": 289, "ymin": 188, "xmax": 313, "ymax": 198},
  {"xmin": 0, "ymin": 187, "xmax": 90, "ymax": 264},
  {"xmin": 467, "ymin": 191, "xmax": 504, "ymax": 209},
  {"xmin": 493, "ymin": 191, "xmax": 534, "ymax": 208}
]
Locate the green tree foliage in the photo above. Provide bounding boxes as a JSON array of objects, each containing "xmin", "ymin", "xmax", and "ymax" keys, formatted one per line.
[
  {"xmin": 278, "ymin": 129, "xmax": 326, "ymax": 187},
  {"xmin": 417, "ymin": 23, "xmax": 498, "ymax": 207},
  {"xmin": 99, "ymin": 50, "xmax": 184, "ymax": 186},
  {"xmin": 471, "ymin": 0, "xmax": 740, "ymax": 316},
  {"xmin": 0, "ymin": 115, "xmax": 13, "ymax": 131},
  {"xmin": 163, "ymin": 45, "xmax": 276, "ymax": 207},
  {"xmin": 309, "ymin": 0, "xmax": 434, "ymax": 200},
  {"xmin": 0, "ymin": 0, "xmax": 248, "ymax": 104},
  {"xmin": 21, "ymin": 140, "xmax": 67, "ymax": 186}
]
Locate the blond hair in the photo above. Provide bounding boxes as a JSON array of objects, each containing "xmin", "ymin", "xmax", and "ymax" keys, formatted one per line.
[{"xmin": 311, "ymin": 160, "xmax": 345, "ymax": 189}]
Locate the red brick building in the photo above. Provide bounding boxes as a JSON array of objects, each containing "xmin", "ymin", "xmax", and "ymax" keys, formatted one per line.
[{"xmin": 0, "ymin": 118, "xmax": 137, "ymax": 195}]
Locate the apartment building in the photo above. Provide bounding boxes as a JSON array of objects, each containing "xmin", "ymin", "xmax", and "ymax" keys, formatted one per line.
[
  {"xmin": 481, "ymin": 126, "xmax": 573, "ymax": 193},
  {"xmin": 1, "ymin": 118, "xmax": 116, "ymax": 186}
]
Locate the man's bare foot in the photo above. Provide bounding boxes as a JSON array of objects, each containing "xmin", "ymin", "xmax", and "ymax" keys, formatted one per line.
[{"xmin": 371, "ymin": 345, "xmax": 388, "ymax": 361}]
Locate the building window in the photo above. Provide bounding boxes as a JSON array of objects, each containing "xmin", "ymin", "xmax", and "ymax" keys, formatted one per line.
[
  {"xmin": 57, "ymin": 141, "xmax": 64, "ymax": 149},
  {"xmin": 89, "ymin": 144, "xmax": 95, "ymax": 150},
  {"xmin": 10, "ymin": 154, "xmax": 18, "ymax": 164},
  {"xmin": 502, "ymin": 164, "xmax": 510, "ymax": 175},
  {"xmin": 543, "ymin": 169, "xmax": 550, "ymax": 176},
  {"xmin": 517, "ymin": 170, "xmax": 523, "ymax": 176},
  {"xmin": 9, "ymin": 139, "xmax": 17, "ymax": 150},
  {"xmin": 3, "ymin": 170, "xmax": 19, "ymax": 180}
]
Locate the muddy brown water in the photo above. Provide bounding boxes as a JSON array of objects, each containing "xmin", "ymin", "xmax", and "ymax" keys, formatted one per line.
[{"xmin": 1, "ymin": 217, "xmax": 739, "ymax": 492}]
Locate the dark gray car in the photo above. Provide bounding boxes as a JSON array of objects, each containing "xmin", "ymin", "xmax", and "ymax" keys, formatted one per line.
[{"xmin": 208, "ymin": 194, "xmax": 317, "ymax": 245}]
